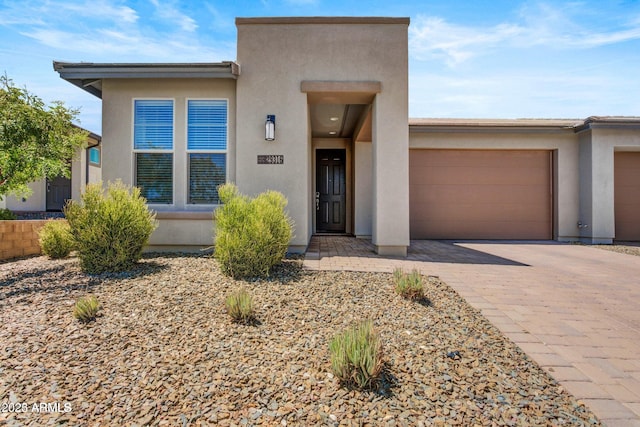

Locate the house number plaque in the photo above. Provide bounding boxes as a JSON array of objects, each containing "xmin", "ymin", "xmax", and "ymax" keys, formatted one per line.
[{"xmin": 257, "ymin": 155, "xmax": 284, "ymax": 165}]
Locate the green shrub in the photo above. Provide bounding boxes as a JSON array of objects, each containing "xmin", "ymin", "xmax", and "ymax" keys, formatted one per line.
[
  {"xmin": 38, "ymin": 219, "xmax": 74, "ymax": 259},
  {"xmin": 393, "ymin": 268, "xmax": 424, "ymax": 301},
  {"xmin": 0, "ymin": 208, "xmax": 16, "ymax": 220},
  {"xmin": 73, "ymin": 295, "xmax": 101, "ymax": 322},
  {"xmin": 214, "ymin": 183, "xmax": 293, "ymax": 278},
  {"xmin": 225, "ymin": 288, "xmax": 255, "ymax": 324},
  {"xmin": 329, "ymin": 320, "xmax": 383, "ymax": 390},
  {"xmin": 64, "ymin": 181, "xmax": 157, "ymax": 274}
]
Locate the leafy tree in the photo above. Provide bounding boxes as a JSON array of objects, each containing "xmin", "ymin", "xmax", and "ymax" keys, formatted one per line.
[{"xmin": 0, "ymin": 74, "xmax": 87, "ymax": 199}]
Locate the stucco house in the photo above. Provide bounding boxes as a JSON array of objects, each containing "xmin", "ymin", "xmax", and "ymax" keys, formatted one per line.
[
  {"xmin": 53, "ymin": 17, "xmax": 640, "ymax": 255},
  {"xmin": 4, "ymin": 130, "xmax": 101, "ymax": 213}
]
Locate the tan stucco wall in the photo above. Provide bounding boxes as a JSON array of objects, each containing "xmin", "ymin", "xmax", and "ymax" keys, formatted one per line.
[
  {"xmin": 354, "ymin": 141, "xmax": 373, "ymax": 237},
  {"xmin": 578, "ymin": 127, "xmax": 640, "ymax": 243},
  {"xmin": 409, "ymin": 129, "xmax": 581, "ymax": 241},
  {"xmin": 149, "ymin": 218, "xmax": 214, "ymax": 248},
  {"xmin": 235, "ymin": 18, "xmax": 410, "ymax": 254},
  {"xmin": 101, "ymin": 78, "xmax": 236, "ymax": 247},
  {"xmin": 88, "ymin": 163, "xmax": 101, "ymax": 184},
  {"xmin": 5, "ymin": 181, "xmax": 46, "ymax": 211}
]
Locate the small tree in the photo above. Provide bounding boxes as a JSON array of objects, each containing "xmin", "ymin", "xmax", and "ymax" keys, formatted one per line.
[{"xmin": 0, "ymin": 74, "xmax": 87, "ymax": 199}]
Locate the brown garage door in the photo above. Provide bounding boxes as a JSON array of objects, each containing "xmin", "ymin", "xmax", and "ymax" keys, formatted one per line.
[
  {"xmin": 614, "ymin": 152, "xmax": 640, "ymax": 241},
  {"xmin": 410, "ymin": 149, "xmax": 552, "ymax": 239}
]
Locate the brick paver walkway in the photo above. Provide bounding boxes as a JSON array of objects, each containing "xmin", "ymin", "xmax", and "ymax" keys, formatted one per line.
[{"xmin": 304, "ymin": 237, "xmax": 640, "ymax": 427}]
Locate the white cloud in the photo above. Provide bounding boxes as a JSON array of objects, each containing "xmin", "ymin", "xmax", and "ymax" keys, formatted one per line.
[
  {"xmin": 409, "ymin": 2, "xmax": 640, "ymax": 67},
  {"xmin": 58, "ymin": 0, "xmax": 139, "ymax": 24},
  {"xmin": 0, "ymin": 0, "xmax": 138, "ymax": 25},
  {"xmin": 150, "ymin": 0, "xmax": 198, "ymax": 32},
  {"xmin": 409, "ymin": 17, "xmax": 523, "ymax": 66},
  {"xmin": 21, "ymin": 27, "xmax": 232, "ymax": 62}
]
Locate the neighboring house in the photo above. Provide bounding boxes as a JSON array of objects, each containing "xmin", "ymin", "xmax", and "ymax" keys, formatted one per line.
[
  {"xmin": 53, "ymin": 17, "xmax": 640, "ymax": 255},
  {"xmin": 5, "ymin": 130, "xmax": 101, "ymax": 212}
]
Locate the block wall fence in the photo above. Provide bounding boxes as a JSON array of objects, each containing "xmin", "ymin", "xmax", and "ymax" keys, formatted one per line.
[{"xmin": 0, "ymin": 220, "xmax": 49, "ymax": 261}]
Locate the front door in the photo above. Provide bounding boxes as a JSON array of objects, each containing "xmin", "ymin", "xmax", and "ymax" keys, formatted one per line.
[
  {"xmin": 46, "ymin": 176, "xmax": 71, "ymax": 211},
  {"xmin": 316, "ymin": 149, "xmax": 346, "ymax": 233}
]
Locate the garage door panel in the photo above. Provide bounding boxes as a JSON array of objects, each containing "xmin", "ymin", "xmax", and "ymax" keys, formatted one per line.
[
  {"xmin": 410, "ymin": 220, "xmax": 552, "ymax": 240},
  {"xmin": 410, "ymin": 149, "xmax": 552, "ymax": 240},
  {"xmin": 411, "ymin": 166, "xmax": 549, "ymax": 186},
  {"xmin": 410, "ymin": 184, "xmax": 547, "ymax": 206},
  {"xmin": 410, "ymin": 150, "xmax": 546, "ymax": 168},
  {"xmin": 411, "ymin": 202, "xmax": 550, "ymax": 222},
  {"xmin": 615, "ymin": 152, "xmax": 640, "ymax": 241}
]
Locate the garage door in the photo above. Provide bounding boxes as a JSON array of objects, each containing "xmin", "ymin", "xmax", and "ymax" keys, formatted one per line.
[
  {"xmin": 410, "ymin": 150, "xmax": 552, "ymax": 239},
  {"xmin": 614, "ymin": 152, "xmax": 640, "ymax": 241}
]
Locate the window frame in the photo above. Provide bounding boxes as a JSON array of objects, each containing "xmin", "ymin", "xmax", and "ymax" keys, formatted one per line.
[
  {"xmin": 185, "ymin": 98, "xmax": 229, "ymax": 206},
  {"xmin": 132, "ymin": 98, "xmax": 176, "ymax": 206}
]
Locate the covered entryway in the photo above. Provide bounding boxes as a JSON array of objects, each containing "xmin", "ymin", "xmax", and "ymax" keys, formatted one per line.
[
  {"xmin": 614, "ymin": 151, "xmax": 640, "ymax": 241},
  {"xmin": 46, "ymin": 176, "xmax": 71, "ymax": 211},
  {"xmin": 316, "ymin": 149, "xmax": 346, "ymax": 233},
  {"xmin": 410, "ymin": 149, "xmax": 553, "ymax": 239}
]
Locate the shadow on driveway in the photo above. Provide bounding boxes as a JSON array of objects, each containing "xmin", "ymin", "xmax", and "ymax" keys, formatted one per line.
[{"xmin": 307, "ymin": 236, "xmax": 534, "ymax": 266}]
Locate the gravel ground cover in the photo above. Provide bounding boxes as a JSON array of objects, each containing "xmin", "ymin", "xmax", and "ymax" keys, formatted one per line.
[
  {"xmin": 0, "ymin": 254, "xmax": 600, "ymax": 426},
  {"xmin": 593, "ymin": 243, "xmax": 640, "ymax": 257}
]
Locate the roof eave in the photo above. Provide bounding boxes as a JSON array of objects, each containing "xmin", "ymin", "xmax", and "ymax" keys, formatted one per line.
[
  {"xmin": 53, "ymin": 61, "xmax": 240, "ymax": 99},
  {"xmin": 409, "ymin": 118, "xmax": 581, "ymax": 134}
]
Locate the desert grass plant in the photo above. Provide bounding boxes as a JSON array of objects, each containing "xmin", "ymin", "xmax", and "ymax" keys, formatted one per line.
[
  {"xmin": 329, "ymin": 320, "xmax": 384, "ymax": 390},
  {"xmin": 64, "ymin": 181, "xmax": 157, "ymax": 274},
  {"xmin": 38, "ymin": 219, "xmax": 74, "ymax": 259},
  {"xmin": 393, "ymin": 268, "xmax": 424, "ymax": 301},
  {"xmin": 225, "ymin": 288, "xmax": 255, "ymax": 324},
  {"xmin": 214, "ymin": 183, "xmax": 293, "ymax": 278},
  {"xmin": 73, "ymin": 295, "xmax": 101, "ymax": 323}
]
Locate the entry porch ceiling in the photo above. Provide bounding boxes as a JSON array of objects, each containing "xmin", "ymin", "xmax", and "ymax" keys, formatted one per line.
[
  {"xmin": 302, "ymin": 81, "xmax": 380, "ymax": 141},
  {"xmin": 310, "ymin": 103, "xmax": 369, "ymax": 139}
]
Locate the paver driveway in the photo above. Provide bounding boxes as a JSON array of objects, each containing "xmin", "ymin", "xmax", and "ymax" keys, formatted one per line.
[{"xmin": 304, "ymin": 237, "xmax": 640, "ymax": 427}]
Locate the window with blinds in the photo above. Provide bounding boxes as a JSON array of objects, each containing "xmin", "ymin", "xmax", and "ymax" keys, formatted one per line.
[
  {"xmin": 133, "ymin": 100, "xmax": 173, "ymax": 204},
  {"xmin": 187, "ymin": 99, "xmax": 227, "ymax": 204}
]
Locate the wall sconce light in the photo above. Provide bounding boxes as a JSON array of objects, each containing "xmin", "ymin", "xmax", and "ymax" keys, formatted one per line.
[{"xmin": 265, "ymin": 115, "xmax": 276, "ymax": 141}]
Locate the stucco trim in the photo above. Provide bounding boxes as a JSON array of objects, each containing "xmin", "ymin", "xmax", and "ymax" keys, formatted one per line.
[{"xmin": 236, "ymin": 17, "xmax": 410, "ymax": 26}]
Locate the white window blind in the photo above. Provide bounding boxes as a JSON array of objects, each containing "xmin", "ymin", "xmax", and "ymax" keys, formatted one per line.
[
  {"xmin": 187, "ymin": 99, "xmax": 227, "ymax": 204},
  {"xmin": 134, "ymin": 100, "xmax": 174, "ymax": 150},
  {"xmin": 187, "ymin": 100, "xmax": 227, "ymax": 150},
  {"xmin": 134, "ymin": 100, "xmax": 174, "ymax": 204}
]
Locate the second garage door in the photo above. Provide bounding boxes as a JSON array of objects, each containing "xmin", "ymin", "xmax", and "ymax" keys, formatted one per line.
[
  {"xmin": 614, "ymin": 152, "xmax": 640, "ymax": 241},
  {"xmin": 410, "ymin": 149, "xmax": 552, "ymax": 239}
]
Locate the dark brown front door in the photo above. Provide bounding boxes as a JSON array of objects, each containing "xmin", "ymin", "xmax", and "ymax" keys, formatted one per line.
[
  {"xmin": 46, "ymin": 176, "xmax": 71, "ymax": 211},
  {"xmin": 316, "ymin": 149, "xmax": 346, "ymax": 233}
]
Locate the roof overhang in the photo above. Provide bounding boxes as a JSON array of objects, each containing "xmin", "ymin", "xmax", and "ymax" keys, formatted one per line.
[
  {"xmin": 409, "ymin": 118, "xmax": 582, "ymax": 134},
  {"xmin": 574, "ymin": 116, "xmax": 640, "ymax": 132},
  {"xmin": 53, "ymin": 61, "xmax": 240, "ymax": 99}
]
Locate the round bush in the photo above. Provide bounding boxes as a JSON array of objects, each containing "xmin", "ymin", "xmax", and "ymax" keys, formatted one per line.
[
  {"xmin": 214, "ymin": 183, "xmax": 293, "ymax": 278},
  {"xmin": 38, "ymin": 219, "xmax": 74, "ymax": 259},
  {"xmin": 64, "ymin": 181, "xmax": 157, "ymax": 274}
]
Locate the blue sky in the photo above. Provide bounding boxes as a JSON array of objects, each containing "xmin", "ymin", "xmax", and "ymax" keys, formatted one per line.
[{"xmin": 1, "ymin": 0, "xmax": 639, "ymax": 134}]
